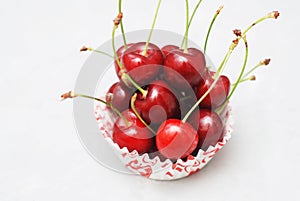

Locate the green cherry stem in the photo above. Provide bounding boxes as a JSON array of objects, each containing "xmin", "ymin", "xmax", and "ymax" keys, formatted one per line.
[
  {"xmin": 182, "ymin": 39, "xmax": 239, "ymax": 123},
  {"xmin": 214, "ymin": 39, "xmax": 238, "ymax": 78},
  {"xmin": 61, "ymin": 91, "xmax": 130, "ymax": 126},
  {"xmin": 142, "ymin": 0, "xmax": 162, "ymax": 56},
  {"xmin": 188, "ymin": 0, "xmax": 203, "ymax": 25},
  {"xmin": 183, "ymin": 11, "xmax": 280, "ymax": 120},
  {"xmin": 215, "ymin": 11, "xmax": 279, "ymax": 77},
  {"xmin": 230, "ymin": 58, "xmax": 270, "ymax": 88},
  {"xmin": 217, "ymin": 35, "xmax": 249, "ymax": 114},
  {"xmin": 112, "ymin": 24, "xmax": 147, "ymax": 97},
  {"xmin": 244, "ymin": 11, "xmax": 280, "ymax": 35},
  {"xmin": 112, "ymin": 25, "xmax": 123, "ymax": 70},
  {"xmin": 112, "ymin": 13, "xmax": 126, "ymax": 70},
  {"xmin": 231, "ymin": 75, "xmax": 256, "ymax": 86},
  {"xmin": 242, "ymin": 58, "xmax": 271, "ymax": 79},
  {"xmin": 229, "ymin": 35, "xmax": 249, "ymax": 99},
  {"xmin": 204, "ymin": 5, "xmax": 223, "ymax": 54},
  {"xmin": 183, "ymin": 0, "xmax": 190, "ymax": 53},
  {"xmin": 130, "ymin": 94, "xmax": 156, "ymax": 134},
  {"xmin": 118, "ymin": 0, "xmax": 127, "ymax": 49},
  {"xmin": 180, "ymin": 0, "xmax": 204, "ymax": 49},
  {"xmin": 80, "ymin": 46, "xmax": 114, "ymax": 58}
]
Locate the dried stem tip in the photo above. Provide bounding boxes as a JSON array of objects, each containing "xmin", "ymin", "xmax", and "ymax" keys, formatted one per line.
[
  {"xmin": 233, "ymin": 29, "xmax": 242, "ymax": 37},
  {"xmin": 268, "ymin": 11, "xmax": 280, "ymax": 19},
  {"xmin": 61, "ymin": 91, "xmax": 76, "ymax": 100},
  {"xmin": 80, "ymin": 46, "xmax": 90, "ymax": 52},
  {"xmin": 216, "ymin": 5, "xmax": 224, "ymax": 14},
  {"xmin": 261, "ymin": 58, "xmax": 271, "ymax": 65},
  {"xmin": 113, "ymin": 12, "xmax": 123, "ymax": 26},
  {"xmin": 250, "ymin": 75, "xmax": 256, "ymax": 81},
  {"xmin": 228, "ymin": 38, "xmax": 239, "ymax": 51},
  {"xmin": 232, "ymin": 38, "xmax": 239, "ymax": 45}
]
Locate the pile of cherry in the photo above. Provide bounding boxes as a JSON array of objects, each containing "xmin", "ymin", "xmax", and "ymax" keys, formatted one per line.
[
  {"xmin": 61, "ymin": 1, "xmax": 279, "ymax": 163},
  {"xmin": 105, "ymin": 42, "xmax": 230, "ymax": 161}
]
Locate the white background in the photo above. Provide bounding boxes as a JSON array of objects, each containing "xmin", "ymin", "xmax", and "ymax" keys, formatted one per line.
[{"xmin": 0, "ymin": 0, "xmax": 299, "ymax": 200}]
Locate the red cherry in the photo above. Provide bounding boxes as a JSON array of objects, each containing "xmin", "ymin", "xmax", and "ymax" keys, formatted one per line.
[
  {"xmin": 106, "ymin": 82, "xmax": 133, "ymax": 112},
  {"xmin": 134, "ymin": 80, "xmax": 180, "ymax": 125},
  {"xmin": 121, "ymin": 42, "xmax": 164, "ymax": 85},
  {"xmin": 164, "ymin": 48, "xmax": 206, "ymax": 89},
  {"xmin": 161, "ymin": 45, "xmax": 179, "ymax": 57},
  {"xmin": 156, "ymin": 119, "xmax": 199, "ymax": 159},
  {"xmin": 177, "ymin": 90, "xmax": 198, "ymax": 117},
  {"xmin": 195, "ymin": 71, "xmax": 230, "ymax": 109},
  {"xmin": 112, "ymin": 109, "xmax": 154, "ymax": 154},
  {"xmin": 147, "ymin": 145, "xmax": 168, "ymax": 162},
  {"xmin": 188, "ymin": 109, "xmax": 224, "ymax": 151}
]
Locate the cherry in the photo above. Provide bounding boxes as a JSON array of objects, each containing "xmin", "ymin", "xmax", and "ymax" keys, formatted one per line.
[
  {"xmin": 113, "ymin": 109, "xmax": 154, "ymax": 154},
  {"xmin": 133, "ymin": 80, "xmax": 180, "ymax": 125},
  {"xmin": 161, "ymin": 45, "xmax": 179, "ymax": 58},
  {"xmin": 188, "ymin": 109, "xmax": 224, "ymax": 151},
  {"xmin": 177, "ymin": 90, "xmax": 197, "ymax": 117},
  {"xmin": 164, "ymin": 48, "xmax": 207, "ymax": 89},
  {"xmin": 147, "ymin": 145, "xmax": 168, "ymax": 162},
  {"xmin": 106, "ymin": 82, "xmax": 133, "ymax": 112},
  {"xmin": 120, "ymin": 42, "xmax": 164, "ymax": 85},
  {"xmin": 195, "ymin": 71, "xmax": 230, "ymax": 109},
  {"xmin": 156, "ymin": 119, "xmax": 198, "ymax": 160}
]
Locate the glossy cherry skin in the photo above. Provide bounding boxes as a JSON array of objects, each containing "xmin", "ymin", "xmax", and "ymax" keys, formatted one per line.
[
  {"xmin": 112, "ymin": 109, "xmax": 154, "ymax": 154},
  {"xmin": 156, "ymin": 119, "xmax": 199, "ymax": 160},
  {"xmin": 194, "ymin": 71, "xmax": 230, "ymax": 109},
  {"xmin": 120, "ymin": 42, "xmax": 164, "ymax": 85},
  {"xmin": 161, "ymin": 45, "xmax": 179, "ymax": 58},
  {"xmin": 106, "ymin": 82, "xmax": 133, "ymax": 112},
  {"xmin": 134, "ymin": 80, "xmax": 180, "ymax": 125},
  {"xmin": 164, "ymin": 48, "xmax": 206, "ymax": 89},
  {"xmin": 188, "ymin": 109, "xmax": 224, "ymax": 151}
]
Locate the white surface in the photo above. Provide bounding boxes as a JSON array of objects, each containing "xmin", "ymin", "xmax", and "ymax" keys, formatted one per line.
[{"xmin": 0, "ymin": 0, "xmax": 299, "ymax": 200}]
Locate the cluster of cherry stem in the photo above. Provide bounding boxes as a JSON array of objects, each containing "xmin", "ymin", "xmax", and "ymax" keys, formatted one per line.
[{"xmin": 62, "ymin": 0, "xmax": 279, "ymax": 130}]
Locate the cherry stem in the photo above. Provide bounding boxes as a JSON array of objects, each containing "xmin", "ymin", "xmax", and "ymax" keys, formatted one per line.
[
  {"xmin": 182, "ymin": 39, "xmax": 239, "ymax": 123},
  {"xmin": 180, "ymin": 0, "xmax": 203, "ymax": 50},
  {"xmin": 243, "ymin": 11, "xmax": 280, "ymax": 35},
  {"xmin": 214, "ymin": 40, "xmax": 238, "ymax": 78},
  {"xmin": 112, "ymin": 25, "xmax": 147, "ymax": 97},
  {"xmin": 242, "ymin": 58, "xmax": 270, "ymax": 79},
  {"xmin": 231, "ymin": 75, "xmax": 256, "ymax": 86},
  {"xmin": 215, "ymin": 12, "xmax": 279, "ymax": 113},
  {"xmin": 204, "ymin": 5, "xmax": 223, "ymax": 54},
  {"xmin": 123, "ymin": 74, "xmax": 148, "ymax": 97},
  {"xmin": 61, "ymin": 91, "xmax": 130, "ymax": 126},
  {"xmin": 80, "ymin": 46, "xmax": 114, "ymax": 58},
  {"xmin": 142, "ymin": 0, "xmax": 162, "ymax": 56},
  {"xmin": 112, "ymin": 12, "xmax": 126, "ymax": 70},
  {"xmin": 182, "ymin": 11, "xmax": 279, "ymax": 120},
  {"xmin": 112, "ymin": 25, "xmax": 123, "ymax": 70},
  {"xmin": 217, "ymin": 35, "xmax": 249, "ymax": 114},
  {"xmin": 130, "ymin": 94, "xmax": 156, "ymax": 134},
  {"xmin": 215, "ymin": 11, "xmax": 279, "ymax": 77},
  {"xmin": 118, "ymin": 0, "xmax": 127, "ymax": 49},
  {"xmin": 182, "ymin": 0, "xmax": 190, "ymax": 53},
  {"xmin": 241, "ymin": 63, "xmax": 261, "ymax": 79}
]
